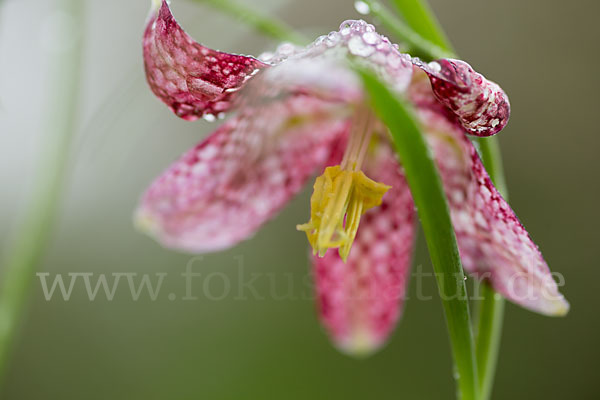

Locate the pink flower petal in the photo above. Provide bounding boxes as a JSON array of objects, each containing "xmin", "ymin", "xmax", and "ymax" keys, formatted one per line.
[
  {"xmin": 314, "ymin": 144, "xmax": 416, "ymax": 356},
  {"xmin": 411, "ymin": 77, "xmax": 568, "ymax": 315},
  {"xmin": 414, "ymin": 58, "xmax": 510, "ymax": 137},
  {"xmin": 251, "ymin": 20, "xmax": 414, "ymax": 105},
  {"xmin": 136, "ymin": 95, "xmax": 349, "ymax": 252},
  {"xmin": 143, "ymin": 0, "xmax": 268, "ymax": 120}
]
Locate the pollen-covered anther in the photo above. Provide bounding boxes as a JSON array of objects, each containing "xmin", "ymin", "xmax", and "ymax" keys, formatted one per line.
[{"xmin": 297, "ymin": 166, "xmax": 390, "ymax": 262}]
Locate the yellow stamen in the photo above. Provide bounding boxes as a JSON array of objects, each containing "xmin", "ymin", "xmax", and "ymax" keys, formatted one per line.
[{"xmin": 297, "ymin": 106, "xmax": 391, "ymax": 262}]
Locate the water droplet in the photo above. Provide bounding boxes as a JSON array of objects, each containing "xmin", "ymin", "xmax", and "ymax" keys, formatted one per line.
[
  {"xmin": 258, "ymin": 51, "xmax": 274, "ymax": 62},
  {"xmin": 350, "ymin": 20, "xmax": 365, "ymax": 31},
  {"xmin": 348, "ymin": 36, "xmax": 375, "ymax": 57},
  {"xmin": 277, "ymin": 42, "xmax": 295, "ymax": 56},
  {"xmin": 354, "ymin": 1, "xmax": 370, "ymax": 15},
  {"xmin": 428, "ymin": 61, "xmax": 442, "ymax": 73},
  {"xmin": 362, "ymin": 31, "xmax": 379, "ymax": 45},
  {"xmin": 326, "ymin": 32, "xmax": 341, "ymax": 47},
  {"xmin": 203, "ymin": 114, "xmax": 216, "ymax": 122},
  {"xmin": 314, "ymin": 35, "xmax": 327, "ymax": 46},
  {"xmin": 452, "ymin": 365, "xmax": 460, "ymax": 380}
]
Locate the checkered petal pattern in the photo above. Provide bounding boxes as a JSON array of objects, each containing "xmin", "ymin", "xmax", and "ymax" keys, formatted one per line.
[
  {"xmin": 143, "ymin": 0, "xmax": 268, "ymax": 120},
  {"xmin": 136, "ymin": 96, "xmax": 349, "ymax": 252},
  {"xmin": 411, "ymin": 76, "xmax": 568, "ymax": 316},
  {"xmin": 414, "ymin": 58, "xmax": 510, "ymax": 137}
]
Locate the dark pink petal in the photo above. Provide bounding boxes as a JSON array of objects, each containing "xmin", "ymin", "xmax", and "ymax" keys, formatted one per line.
[
  {"xmin": 136, "ymin": 95, "xmax": 348, "ymax": 252},
  {"xmin": 143, "ymin": 0, "xmax": 268, "ymax": 120},
  {"xmin": 314, "ymin": 144, "xmax": 415, "ymax": 355},
  {"xmin": 414, "ymin": 58, "xmax": 510, "ymax": 137},
  {"xmin": 410, "ymin": 77, "xmax": 568, "ymax": 315}
]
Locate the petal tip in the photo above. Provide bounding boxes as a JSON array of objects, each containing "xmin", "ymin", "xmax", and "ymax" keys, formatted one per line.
[
  {"xmin": 142, "ymin": 0, "xmax": 267, "ymax": 120},
  {"xmin": 544, "ymin": 296, "xmax": 570, "ymax": 317},
  {"xmin": 335, "ymin": 330, "xmax": 383, "ymax": 358},
  {"xmin": 414, "ymin": 58, "xmax": 510, "ymax": 136},
  {"xmin": 134, "ymin": 207, "xmax": 162, "ymax": 238},
  {"xmin": 150, "ymin": 0, "xmax": 162, "ymax": 11}
]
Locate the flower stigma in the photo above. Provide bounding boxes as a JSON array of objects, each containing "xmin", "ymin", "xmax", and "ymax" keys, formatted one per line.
[{"xmin": 297, "ymin": 105, "xmax": 390, "ymax": 262}]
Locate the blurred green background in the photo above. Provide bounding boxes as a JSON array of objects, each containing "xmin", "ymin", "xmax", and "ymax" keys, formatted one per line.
[{"xmin": 1, "ymin": 0, "xmax": 599, "ymax": 398}]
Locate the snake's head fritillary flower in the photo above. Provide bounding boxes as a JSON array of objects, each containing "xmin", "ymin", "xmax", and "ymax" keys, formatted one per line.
[{"xmin": 138, "ymin": 0, "xmax": 568, "ymax": 356}]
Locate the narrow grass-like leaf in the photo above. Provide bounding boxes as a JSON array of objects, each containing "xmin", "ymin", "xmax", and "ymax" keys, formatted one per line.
[
  {"xmin": 475, "ymin": 136, "xmax": 507, "ymax": 400},
  {"xmin": 0, "ymin": 0, "xmax": 85, "ymax": 388},
  {"xmin": 391, "ymin": 0, "xmax": 454, "ymax": 53},
  {"xmin": 363, "ymin": 0, "xmax": 452, "ymax": 60},
  {"xmin": 189, "ymin": 0, "xmax": 307, "ymax": 44},
  {"xmin": 390, "ymin": 2, "xmax": 509, "ymax": 397},
  {"xmin": 359, "ymin": 68, "xmax": 478, "ymax": 400}
]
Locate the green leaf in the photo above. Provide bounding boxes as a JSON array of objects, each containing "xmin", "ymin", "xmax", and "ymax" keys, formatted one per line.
[
  {"xmin": 389, "ymin": 2, "xmax": 509, "ymax": 397},
  {"xmin": 475, "ymin": 136, "xmax": 507, "ymax": 400},
  {"xmin": 188, "ymin": 0, "xmax": 307, "ymax": 44},
  {"xmin": 0, "ymin": 0, "xmax": 86, "ymax": 388},
  {"xmin": 391, "ymin": 0, "xmax": 454, "ymax": 53},
  {"xmin": 359, "ymin": 68, "xmax": 478, "ymax": 400},
  {"xmin": 475, "ymin": 282, "xmax": 505, "ymax": 400},
  {"xmin": 362, "ymin": 1, "xmax": 453, "ymax": 60}
]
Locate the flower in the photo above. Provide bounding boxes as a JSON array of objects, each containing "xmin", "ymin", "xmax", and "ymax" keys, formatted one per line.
[{"xmin": 138, "ymin": 0, "xmax": 569, "ymax": 355}]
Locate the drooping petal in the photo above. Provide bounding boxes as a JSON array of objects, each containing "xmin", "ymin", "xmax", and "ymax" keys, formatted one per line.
[
  {"xmin": 313, "ymin": 143, "xmax": 416, "ymax": 356},
  {"xmin": 143, "ymin": 0, "xmax": 268, "ymax": 120},
  {"xmin": 410, "ymin": 76, "xmax": 568, "ymax": 316},
  {"xmin": 413, "ymin": 58, "xmax": 510, "ymax": 136},
  {"xmin": 136, "ymin": 95, "xmax": 349, "ymax": 252}
]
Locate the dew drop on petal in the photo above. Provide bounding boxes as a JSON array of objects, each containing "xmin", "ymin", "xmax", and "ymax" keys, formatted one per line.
[
  {"xmin": 314, "ymin": 35, "xmax": 327, "ymax": 46},
  {"xmin": 354, "ymin": 1, "xmax": 371, "ymax": 15},
  {"xmin": 428, "ymin": 61, "xmax": 442, "ymax": 73},
  {"xmin": 326, "ymin": 32, "xmax": 341, "ymax": 47},
  {"xmin": 348, "ymin": 35, "xmax": 375, "ymax": 57},
  {"xmin": 277, "ymin": 42, "xmax": 295, "ymax": 56},
  {"xmin": 258, "ymin": 51, "xmax": 274, "ymax": 62},
  {"xmin": 203, "ymin": 114, "xmax": 216, "ymax": 122},
  {"xmin": 362, "ymin": 31, "xmax": 379, "ymax": 45}
]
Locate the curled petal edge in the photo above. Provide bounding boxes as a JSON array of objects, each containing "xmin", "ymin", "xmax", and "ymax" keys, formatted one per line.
[
  {"xmin": 143, "ymin": 0, "xmax": 268, "ymax": 120},
  {"xmin": 413, "ymin": 58, "xmax": 510, "ymax": 137}
]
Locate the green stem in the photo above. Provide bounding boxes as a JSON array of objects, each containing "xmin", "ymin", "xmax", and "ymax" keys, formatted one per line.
[
  {"xmin": 475, "ymin": 136, "xmax": 507, "ymax": 400},
  {"xmin": 0, "ymin": 0, "xmax": 85, "ymax": 388},
  {"xmin": 474, "ymin": 282, "xmax": 505, "ymax": 400},
  {"xmin": 360, "ymin": 69, "xmax": 478, "ymax": 400},
  {"xmin": 477, "ymin": 136, "xmax": 508, "ymax": 199},
  {"xmin": 390, "ymin": 0, "xmax": 454, "ymax": 53},
  {"xmin": 381, "ymin": 1, "xmax": 510, "ymax": 397},
  {"xmin": 362, "ymin": 0, "xmax": 453, "ymax": 60},
  {"xmin": 189, "ymin": 0, "xmax": 307, "ymax": 44}
]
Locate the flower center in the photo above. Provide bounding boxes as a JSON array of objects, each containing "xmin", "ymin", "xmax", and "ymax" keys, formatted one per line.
[{"xmin": 297, "ymin": 105, "xmax": 390, "ymax": 262}]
